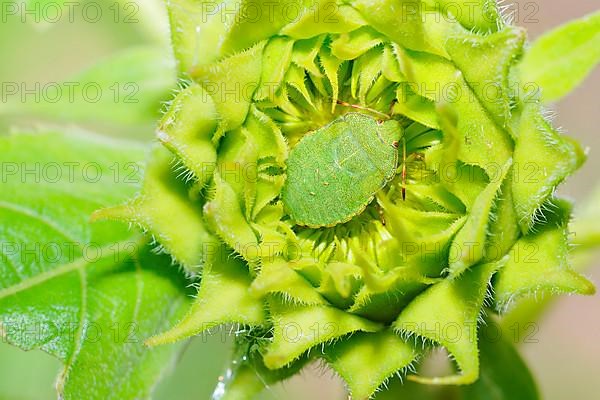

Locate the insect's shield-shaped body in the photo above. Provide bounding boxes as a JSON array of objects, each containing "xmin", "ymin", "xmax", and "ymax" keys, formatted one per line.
[{"xmin": 283, "ymin": 113, "xmax": 402, "ymax": 227}]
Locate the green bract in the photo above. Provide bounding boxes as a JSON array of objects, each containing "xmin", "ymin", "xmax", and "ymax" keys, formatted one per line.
[{"xmin": 95, "ymin": 1, "xmax": 597, "ymax": 398}]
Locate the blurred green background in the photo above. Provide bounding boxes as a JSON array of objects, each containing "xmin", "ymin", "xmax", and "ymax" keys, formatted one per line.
[{"xmin": 0, "ymin": 1, "xmax": 598, "ymax": 399}]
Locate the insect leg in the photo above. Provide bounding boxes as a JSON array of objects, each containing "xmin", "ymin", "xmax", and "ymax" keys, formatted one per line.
[{"xmin": 388, "ymin": 99, "xmax": 397, "ymax": 115}]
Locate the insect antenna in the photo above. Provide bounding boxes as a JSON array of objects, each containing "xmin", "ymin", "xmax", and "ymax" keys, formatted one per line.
[{"xmin": 336, "ymin": 100, "xmax": 390, "ymax": 120}]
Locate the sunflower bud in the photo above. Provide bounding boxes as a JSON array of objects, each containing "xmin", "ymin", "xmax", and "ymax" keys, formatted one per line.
[{"xmin": 96, "ymin": 1, "xmax": 595, "ymax": 398}]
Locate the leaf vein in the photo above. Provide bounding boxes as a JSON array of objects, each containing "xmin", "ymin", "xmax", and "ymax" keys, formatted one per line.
[{"xmin": 0, "ymin": 200, "xmax": 82, "ymax": 244}]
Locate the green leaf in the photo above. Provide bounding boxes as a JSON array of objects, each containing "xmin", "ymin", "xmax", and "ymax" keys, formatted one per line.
[
  {"xmin": 462, "ymin": 319, "xmax": 539, "ymax": 400},
  {"xmin": 57, "ymin": 248, "xmax": 191, "ymax": 399},
  {"xmin": 10, "ymin": 47, "xmax": 176, "ymax": 128},
  {"xmin": 520, "ymin": 10, "xmax": 600, "ymax": 102},
  {"xmin": 0, "ymin": 132, "xmax": 190, "ymax": 400}
]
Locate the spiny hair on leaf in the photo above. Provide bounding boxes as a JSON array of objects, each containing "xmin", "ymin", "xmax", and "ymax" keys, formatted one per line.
[
  {"xmin": 159, "ymin": 78, "xmax": 192, "ymax": 116},
  {"xmin": 497, "ymin": 0, "xmax": 516, "ymax": 26},
  {"xmin": 440, "ymin": 266, "xmax": 452, "ymax": 277},
  {"xmin": 395, "ymin": 328, "xmax": 434, "ymax": 349},
  {"xmin": 497, "ymin": 292, "xmax": 518, "ymax": 314},
  {"xmin": 485, "ymin": 278, "xmax": 497, "ymax": 300},
  {"xmin": 526, "ymin": 195, "xmax": 561, "ymax": 234},
  {"xmin": 476, "ymin": 308, "xmax": 488, "ymax": 326},
  {"xmin": 368, "ymin": 357, "xmax": 421, "ymax": 399},
  {"xmin": 528, "ymin": 197, "xmax": 562, "ymax": 234},
  {"xmin": 148, "ymin": 239, "xmax": 199, "ymax": 279},
  {"xmin": 541, "ymin": 106, "xmax": 559, "ymax": 124},
  {"xmin": 313, "ymin": 358, "xmax": 339, "ymax": 380},
  {"xmin": 170, "ymin": 159, "xmax": 196, "ymax": 184},
  {"xmin": 187, "ymin": 280, "xmax": 201, "ymax": 292}
]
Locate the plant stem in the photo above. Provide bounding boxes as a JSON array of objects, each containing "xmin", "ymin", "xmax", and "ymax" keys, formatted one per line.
[
  {"xmin": 211, "ymin": 343, "xmax": 267, "ymax": 400},
  {"xmin": 212, "ymin": 363, "xmax": 267, "ymax": 400}
]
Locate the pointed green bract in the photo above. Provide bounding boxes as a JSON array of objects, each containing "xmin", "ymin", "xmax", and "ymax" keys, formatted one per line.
[
  {"xmin": 255, "ymin": 37, "xmax": 295, "ymax": 101},
  {"xmin": 449, "ymin": 160, "xmax": 511, "ymax": 276},
  {"xmin": 494, "ymin": 201, "xmax": 595, "ymax": 311},
  {"xmin": 94, "ymin": 146, "xmax": 216, "ymax": 272},
  {"xmin": 147, "ymin": 245, "xmax": 266, "ymax": 346},
  {"xmin": 424, "ymin": 0, "xmax": 501, "ymax": 32},
  {"xmin": 462, "ymin": 319, "xmax": 539, "ymax": 400},
  {"xmin": 204, "ymin": 173, "xmax": 260, "ymax": 263},
  {"xmin": 398, "ymin": 49, "xmax": 514, "ymax": 177},
  {"xmin": 250, "ymin": 260, "xmax": 328, "ymax": 305},
  {"xmin": 511, "ymin": 104, "xmax": 584, "ymax": 233},
  {"xmin": 166, "ymin": 0, "xmax": 238, "ymax": 73},
  {"xmin": 483, "ymin": 173, "xmax": 520, "ymax": 263},
  {"xmin": 446, "ymin": 28, "xmax": 525, "ymax": 126},
  {"xmin": 394, "ymin": 259, "xmax": 504, "ymax": 384},
  {"xmin": 330, "ymin": 26, "xmax": 384, "ymax": 60},
  {"xmin": 282, "ymin": 4, "xmax": 366, "ymax": 38},
  {"xmin": 157, "ymin": 84, "xmax": 219, "ymax": 187},
  {"xmin": 394, "ymin": 84, "xmax": 438, "ymax": 128},
  {"xmin": 220, "ymin": 1, "xmax": 323, "ymax": 55},
  {"xmin": 348, "ymin": 0, "xmax": 441, "ymax": 55},
  {"xmin": 263, "ymin": 299, "xmax": 382, "ymax": 369},
  {"xmin": 193, "ymin": 42, "xmax": 265, "ymax": 130},
  {"xmin": 326, "ymin": 330, "xmax": 416, "ymax": 399}
]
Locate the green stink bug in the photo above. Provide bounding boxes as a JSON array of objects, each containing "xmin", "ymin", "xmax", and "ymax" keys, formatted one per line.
[{"xmin": 282, "ymin": 112, "xmax": 403, "ymax": 228}]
